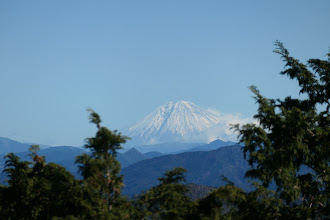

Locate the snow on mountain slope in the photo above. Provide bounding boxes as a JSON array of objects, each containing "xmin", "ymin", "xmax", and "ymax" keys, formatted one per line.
[{"xmin": 125, "ymin": 101, "xmax": 223, "ymax": 145}]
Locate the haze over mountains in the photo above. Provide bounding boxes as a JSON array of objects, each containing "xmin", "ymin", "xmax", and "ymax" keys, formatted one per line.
[
  {"xmin": 0, "ymin": 138, "xmax": 250, "ymax": 196},
  {"xmin": 0, "ymin": 100, "xmax": 251, "ymax": 196},
  {"xmin": 1, "ymin": 100, "xmax": 247, "ymax": 154}
]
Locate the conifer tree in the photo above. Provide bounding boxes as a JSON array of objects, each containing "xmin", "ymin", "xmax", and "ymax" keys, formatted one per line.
[
  {"xmin": 75, "ymin": 109, "xmax": 129, "ymax": 214},
  {"xmin": 140, "ymin": 167, "xmax": 196, "ymax": 220},
  {"xmin": 0, "ymin": 145, "xmax": 95, "ymax": 219},
  {"xmin": 234, "ymin": 41, "xmax": 330, "ymax": 218},
  {"xmin": 195, "ymin": 182, "xmax": 282, "ymax": 220}
]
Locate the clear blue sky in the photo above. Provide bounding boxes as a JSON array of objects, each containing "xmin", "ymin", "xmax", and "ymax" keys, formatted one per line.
[{"xmin": 1, "ymin": 1, "xmax": 329, "ymax": 146}]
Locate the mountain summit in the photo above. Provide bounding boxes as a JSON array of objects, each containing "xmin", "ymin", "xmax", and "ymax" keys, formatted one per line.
[{"xmin": 125, "ymin": 101, "xmax": 222, "ymax": 145}]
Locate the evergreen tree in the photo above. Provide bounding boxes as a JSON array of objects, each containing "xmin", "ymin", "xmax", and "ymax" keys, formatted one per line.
[
  {"xmin": 0, "ymin": 145, "xmax": 98, "ymax": 219},
  {"xmin": 233, "ymin": 41, "xmax": 330, "ymax": 218},
  {"xmin": 195, "ymin": 183, "xmax": 282, "ymax": 220},
  {"xmin": 140, "ymin": 167, "xmax": 196, "ymax": 220},
  {"xmin": 75, "ymin": 109, "xmax": 132, "ymax": 218},
  {"xmin": 0, "ymin": 111, "xmax": 138, "ymax": 219}
]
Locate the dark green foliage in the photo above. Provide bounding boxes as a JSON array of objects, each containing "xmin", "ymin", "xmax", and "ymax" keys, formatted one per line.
[
  {"xmin": 233, "ymin": 41, "xmax": 330, "ymax": 218},
  {"xmin": 0, "ymin": 112, "xmax": 135, "ymax": 219},
  {"xmin": 139, "ymin": 167, "xmax": 196, "ymax": 219},
  {"xmin": 186, "ymin": 183, "xmax": 216, "ymax": 201},
  {"xmin": 75, "ymin": 109, "xmax": 134, "ymax": 218},
  {"xmin": 195, "ymin": 183, "xmax": 282, "ymax": 220},
  {"xmin": 0, "ymin": 145, "xmax": 101, "ymax": 219}
]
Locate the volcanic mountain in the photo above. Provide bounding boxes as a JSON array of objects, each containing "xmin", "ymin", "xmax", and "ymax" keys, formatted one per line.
[{"xmin": 125, "ymin": 100, "xmax": 223, "ymax": 146}]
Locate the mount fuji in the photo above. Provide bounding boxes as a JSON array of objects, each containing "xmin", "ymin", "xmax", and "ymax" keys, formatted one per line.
[{"xmin": 124, "ymin": 100, "xmax": 229, "ymax": 147}]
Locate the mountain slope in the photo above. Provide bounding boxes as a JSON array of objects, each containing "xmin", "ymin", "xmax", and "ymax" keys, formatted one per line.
[
  {"xmin": 125, "ymin": 100, "xmax": 222, "ymax": 145},
  {"xmin": 0, "ymin": 137, "xmax": 32, "ymax": 154},
  {"xmin": 133, "ymin": 142, "xmax": 203, "ymax": 154},
  {"xmin": 121, "ymin": 145, "xmax": 251, "ymax": 195},
  {"xmin": 186, "ymin": 139, "xmax": 237, "ymax": 152},
  {"xmin": 122, "ymin": 148, "xmax": 147, "ymax": 165},
  {"xmin": 0, "ymin": 145, "xmax": 163, "ymax": 184},
  {"xmin": 144, "ymin": 151, "xmax": 163, "ymax": 159}
]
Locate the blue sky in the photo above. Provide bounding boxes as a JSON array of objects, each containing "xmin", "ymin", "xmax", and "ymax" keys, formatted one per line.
[{"xmin": 1, "ymin": 1, "xmax": 330, "ymax": 146}]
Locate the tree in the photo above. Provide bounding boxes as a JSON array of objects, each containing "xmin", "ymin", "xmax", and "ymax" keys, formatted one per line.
[
  {"xmin": 140, "ymin": 167, "xmax": 196, "ymax": 220},
  {"xmin": 75, "ymin": 109, "xmax": 132, "ymax": 218},
  {"xmin": 234, "ymin": 41, "xmax": 330, "ymax": 218},
  {"xmin": 195, "ymin": 182, "xmax": 282, "ymax": 220},
  {"xmin": 0, "ymin": 145, "xmax": 96, "ymax": 219},
  {"xmin": 0, "ymin": 111, "xmax": 135, "ymax": 219}
]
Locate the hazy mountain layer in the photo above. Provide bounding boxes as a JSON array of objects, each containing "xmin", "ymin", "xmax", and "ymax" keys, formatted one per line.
[
  {"xmin": 0, "ymin": 137, "xmax": 31, "ymax": 154},
  {"xmin": 0, "ymin": 138, "xmax": 250, "ymax": 198},
  {"xmin": 131, "ymin": 142, "xmax": 203, "ymax": 154},
  {"xmin": 0, "ymin": 144, "xmax": 164, "ymax": 184},
  {"xmin": 121, "ymin": 145, "xmax": 251, "ymax": 195}
]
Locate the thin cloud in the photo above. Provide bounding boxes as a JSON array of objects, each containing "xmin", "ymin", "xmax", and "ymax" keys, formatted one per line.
[{"xmin": 204, "ymin": 108, "xmax": 258, "ymax": 142}]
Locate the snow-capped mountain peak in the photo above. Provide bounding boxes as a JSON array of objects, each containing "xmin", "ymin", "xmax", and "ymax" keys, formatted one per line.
[{"xmin": 125, "ymin": 100, "xmax": 222, "ymax": 145}]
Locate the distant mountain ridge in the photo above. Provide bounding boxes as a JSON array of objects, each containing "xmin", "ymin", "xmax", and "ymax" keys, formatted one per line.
[
  {"xmin": 121, "ymin": 145, "xmax": 250, "ymax": 195},
  {"xmin": 0, "ymin": 137, "xmax": 250, "ymax": 197},
  {"xmin": 120, "ymin": 148, "xmax": 162, "ymax": 166},
  {"xmin": 187, "ymin": 139, "xmax": 237, "ymax": 152},
  {"xmin": 0, "ymin": 137, "xmax": 31, "ymax": 154},
  {"xmin": 132, "ymin": 142, "xmax": 203, "ymax": 154},
  {"xmin": 0, "ymin": 141, "xmax": 165, "ymax": 184},
  {"xmin": 125, "ymin": 100, "xmax": 223, "ymax": 146}
]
